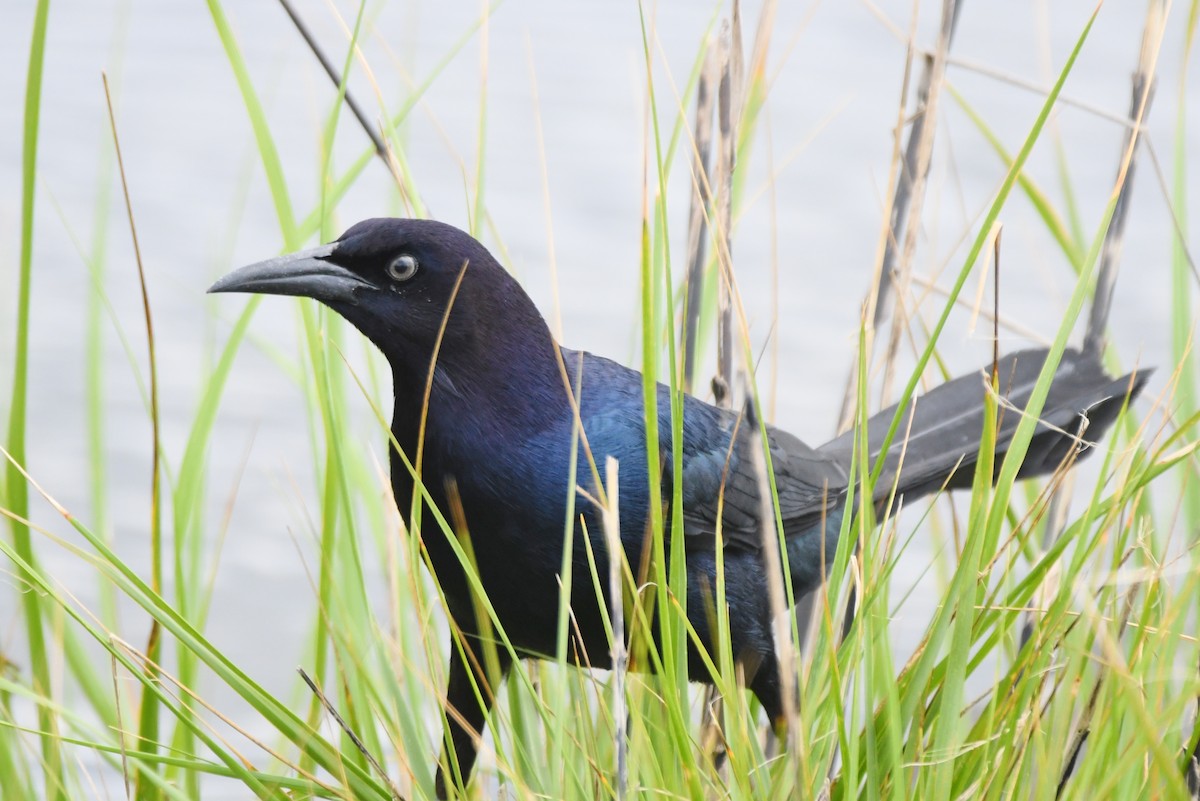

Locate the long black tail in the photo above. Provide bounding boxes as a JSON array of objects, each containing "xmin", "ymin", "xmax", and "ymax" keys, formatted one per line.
[{"xmin": 818, "ymin": 348, "xmax": 1149, "ymax": 502}]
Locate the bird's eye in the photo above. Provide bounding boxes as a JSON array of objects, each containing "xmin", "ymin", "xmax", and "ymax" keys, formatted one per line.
[{"xmin": 386, "ymin": 253, "xmax": 419, "ymax": 282}]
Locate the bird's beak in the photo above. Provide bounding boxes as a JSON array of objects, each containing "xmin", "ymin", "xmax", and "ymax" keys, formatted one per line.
[{"xmin": 208, "ymin": 243, "xmax": 373, "ymax": 304}]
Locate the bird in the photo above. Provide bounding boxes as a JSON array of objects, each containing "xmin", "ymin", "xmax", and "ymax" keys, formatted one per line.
[{"xmin": 210, "ymin": 217, "xmax": 1146, "ymax": 797}]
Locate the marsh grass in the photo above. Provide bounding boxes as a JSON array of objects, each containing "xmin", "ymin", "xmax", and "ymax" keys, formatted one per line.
[{"xmin": 2, "ymin": 1, "xmax": 1199, "ymax": 799}]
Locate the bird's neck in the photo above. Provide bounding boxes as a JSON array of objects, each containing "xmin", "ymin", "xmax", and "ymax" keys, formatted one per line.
[{"xmin": 389, "ymin": 319, "xmax": 571, "ymax": 456}]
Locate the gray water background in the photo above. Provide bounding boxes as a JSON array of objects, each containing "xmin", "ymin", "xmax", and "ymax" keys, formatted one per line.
[{"xmin": 0, "ymin": 0, "xmax": 1194, "ymax": 792}]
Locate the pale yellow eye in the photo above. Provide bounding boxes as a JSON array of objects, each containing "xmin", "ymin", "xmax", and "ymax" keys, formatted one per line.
[{"xmin": 387, "ymin": 253, "xmax": 419, "ymax": 282}]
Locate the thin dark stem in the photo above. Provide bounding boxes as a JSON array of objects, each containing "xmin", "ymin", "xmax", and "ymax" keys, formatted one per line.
[
  {"xmin": 713, "ymin": 20, "xmax": 740, "ymax": 406},
  {"xmin": 690, "ymin": 32, "xmax": 724, "ymax": 765},
  {"xmin": 299, "ymin": 669, "xmax": 406, "ymax": 801},
  {"xmin": 993, "ymin": 227, "xmax": 1001, "ymax": 382},
  {"xmin": 873, "ymin": 63, "xmax": 930, "ymax": 328},
  {"xmin": 682, "ymin": 45, "xmax": 718, "ymax": 393},
  {"xmin": 1082, "ymin": 71, "xmax": 1155, "ymax": 357},
  {"xmin": 1056, "ymin": 586, "xmax": 1138, "ymax": 797},
  {"xmin": 277, "ymin": 0, "xmax": 389, "ymax": 161},
  {"xmin": 836, "ymin": 0, "xmax": 964, "ymax": 431},
  {"xmin": 875, "ymin": 0, "xmax": 960, "ymax": 409}
]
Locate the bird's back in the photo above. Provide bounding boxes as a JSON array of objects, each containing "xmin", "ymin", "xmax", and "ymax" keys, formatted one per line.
[{"xmin": 563, "ymin": 348, "xmax": 850, "ymax": 556}]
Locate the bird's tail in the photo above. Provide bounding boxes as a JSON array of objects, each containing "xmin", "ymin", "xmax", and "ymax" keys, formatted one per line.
[{"xmin": 817, "ymin": 348, "xmax": 1148, "ymax": 503}]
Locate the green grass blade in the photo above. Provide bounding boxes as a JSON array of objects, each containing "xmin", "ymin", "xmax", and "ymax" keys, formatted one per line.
[
  {"xmin": 206, "ymin": 0, "xmax": 297, "ymax": 246},
  {"xmin": 5, "ymin": 3, "xmax": 65, "ymax": 798}
]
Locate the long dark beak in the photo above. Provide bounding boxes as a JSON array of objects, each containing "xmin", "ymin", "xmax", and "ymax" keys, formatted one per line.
[{"xmin": 208, "ymin": 243, "xmax": 374, "ymax": 304}]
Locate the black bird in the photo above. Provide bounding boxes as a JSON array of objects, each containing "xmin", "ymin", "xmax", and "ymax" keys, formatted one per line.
[{"xmin": 211, "ymin": 217, "xmax": 1145, "ymax": 796}]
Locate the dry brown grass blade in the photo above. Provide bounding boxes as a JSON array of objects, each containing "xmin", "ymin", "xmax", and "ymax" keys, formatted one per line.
[
  {"xmin": 600, "ymin": 457, "xmax": 627, "ymax": 801},
  {"xmin": 837, "ymin": 0, "xmax": 963, "ymax": 432},
  {"xmin": 1082, "ymin": 0, "xmax": 1163, "ymax": 358},
  {"xmin": 686, "ymin": 30, "xmax": 723, "ymax": 735},
  {"xmin": 102, "ymin": 69, "xmax": 169, "ymax": 799},
  {"xmin": 713, "ymin": 19, "xmax": 740, "ymax": 406},
  {"xmin": 682, "ymin": 42, "xmax": 719, "ymax": 394},
  {"xmin": 876, "ymin": 0, "xmax": 961, "ymax": 408}
]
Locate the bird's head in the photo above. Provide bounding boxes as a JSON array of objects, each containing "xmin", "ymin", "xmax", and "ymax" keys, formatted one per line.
[{"xmin": 209, "ymin": 218, "xmax": 555, "ymax": 384}]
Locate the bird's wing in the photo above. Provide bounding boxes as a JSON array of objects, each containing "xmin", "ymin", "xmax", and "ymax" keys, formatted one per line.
[
  {"xmin": 568, "ymin": 349, "xmax": 847, "ymax": 554},
  {"xmin": 670, "ymin": 397, "xmax": 849, "ymax": 553}
]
